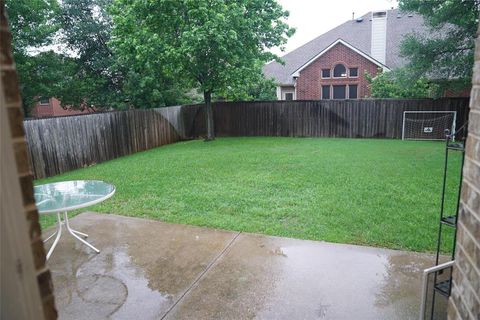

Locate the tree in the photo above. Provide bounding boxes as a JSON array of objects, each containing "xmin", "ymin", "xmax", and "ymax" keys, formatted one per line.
[
  {"xmin": 5, "ymin": 0, "xmax": 60, "ymax": 114},
  {"xmin": 16, "ymin": 51, "xmax": 79, "ymax": 111},
  {"xmin": 110, "ymin": 0, "xmax": 294, "ymax": 140},
  {"xmin": 216, "ymin": 62, "xmax": 277, "ymax": 101},
  {"xmin": 5, "ymin": 0, "xmax": 59, "ymax": 52},
  {"xmin": 56, "ymin": 0, "xmax": 128, "ymax": 110},
  {"xmin": 398, "ymin": 0, "xmax": 479, "ymax": 91},
  {"xmin": 6, "ymin": 0, "xmax": 125, "ymax": 113},
  {"xmin": 8, "ymin": 0, "xmax": 191, "ymax": 115},
  {"xmin": 366, "ymin": 68, "xmax": 440, "ymax": 98}
]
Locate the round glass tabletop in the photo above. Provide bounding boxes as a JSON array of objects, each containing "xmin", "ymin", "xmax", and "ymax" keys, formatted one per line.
[{"xmin": 34, "ymin": 180, "xmax": 116, "ymax": 214}]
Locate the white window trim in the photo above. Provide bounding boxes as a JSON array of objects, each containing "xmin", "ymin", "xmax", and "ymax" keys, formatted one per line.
[
  {"xmin": 348, "ymin": 84, "xmax": 358, "ymax": 99},
  {"xmin": 321, "ymin": 85, "xmax": 331, "ymax": 100},
  {"xmin": 322, "ymin": 84, "xmax": 359, "ymax": 99},
  {"xmin": 349, "ymin": 67, "xmax": 359, "ymax": 78},
  {"xmin": 332, "ymin": 85, "xmax": 347, "ymax": 100},
  {"xmin": 321, "ymin": 69, "xmax": 331, "ymax": 79},
  {"xmin": 283, "ymin": 90, "xmax": 295, "ymax": 101},
  {"xmin": 332, "ymin": 64, "xmax": 348, "ymax": 79}
]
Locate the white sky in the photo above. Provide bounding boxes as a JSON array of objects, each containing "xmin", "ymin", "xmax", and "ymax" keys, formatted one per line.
[
  {"xmin": 32, "ymin": 0, "xmax": 399, "ymax": 57},
  {"xmin": 274, "ymin": 0, "xmax": 398, "ymax": 55}
]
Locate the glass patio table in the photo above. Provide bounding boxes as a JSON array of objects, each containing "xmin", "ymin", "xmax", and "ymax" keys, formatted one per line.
[{"xmin": 34, "ymin": 180, "xmax": 115, "ymax": 260}]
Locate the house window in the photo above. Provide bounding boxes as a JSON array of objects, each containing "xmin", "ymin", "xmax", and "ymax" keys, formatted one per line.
[
  {"xmin": 284, "ymin": 92, "xmax": 294, "ymax": 101},
  {"xmin": 333, "ymin": 64, "xmax": 347, "ymax": 78},
  {"xmin": 333, "ymin": 85, "xmax": 346, "ymax": 99},
  {"xmin": 321, "ymin": 69, "xmax": 331, "ymax": 78},
  {"xmin": 39, "ymin": 97, "xmax": 50, "ymax": 105},
  {"xmin": 349, "ymin": 68, "xmax": 358, "ymax": 77},
  {"xmin": 349, "ymin": 85, "xmax": 358, "ymax": 99},
  {"xmin": 321, "ymin": 85, "xmax": 330, "ymax": 99}
]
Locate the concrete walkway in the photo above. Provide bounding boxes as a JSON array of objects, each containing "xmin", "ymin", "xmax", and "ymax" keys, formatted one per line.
[{"xmin": 45, "ymin": 212, "xmax": 446, "ymax": 319}]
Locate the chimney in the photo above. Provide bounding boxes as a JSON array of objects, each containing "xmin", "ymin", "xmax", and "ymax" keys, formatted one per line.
[{"xmin": 371, "ymin": 11, "xmax": 387, "ymax": 64}]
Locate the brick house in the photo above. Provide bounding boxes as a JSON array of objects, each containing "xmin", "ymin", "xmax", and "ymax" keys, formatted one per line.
[
  {"xmin": 264, "ymin": 8, "xmax": 470, "ymax": 100},
  {"xmin": 31, "ymin": 97, "xmax": 95, "ymax": 118},
  {"xmin": 293, "ymin": 39, "xmax": 387, "ymax": 100}
]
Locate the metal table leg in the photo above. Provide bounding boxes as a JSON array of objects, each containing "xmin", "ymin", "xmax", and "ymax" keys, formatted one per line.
[
  {"xmin": 63, "ymin": 212, "xmax": 100, "ymax": 253},
  {"xmin": 43, "ymin": 224, "xmax": 59, "ymax": 243},
  {"xmin": 70, "ymin": 229, "xmax": 88, "ymax": 238},
  {"xmin": 44, "ymin": 211, "xmax": 100, "ymax": 260},
  {"xmin": 46, "ymin": 212, "xmax": 62, "ymax": 260}
]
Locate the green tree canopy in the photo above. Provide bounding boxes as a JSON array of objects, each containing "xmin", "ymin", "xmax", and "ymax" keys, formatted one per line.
[
  {"xmin": 216, "ymin": 62, "xmax": 277, "ymax": 101},
  {"xmin": 6, "ymin": 0, "xmax": 123, "ymax": 113},
  {"xmin": 6, "ymin": 0, "xmax": 59, "ymax": 54},
  {"xmin": 366, "ymin": 68, "xmax": 440, "ymax": 98},
  {"xmin": 399, "ymin": 0, "xmax": 479, "ymax": 90},
  {"xmin": 56, "ymin": 0, "xmax": 127, "ymax": 109},
  {"xmin": 7, "ymin": 0, "xmax": 195, "ymax": 115},
  {"xmin": 110, "ymin": 0, "xmax": 294, "ymax": 140},
  {"xmin": 6, "ymin": 0, "xmax": 60, "ymax": 114}
]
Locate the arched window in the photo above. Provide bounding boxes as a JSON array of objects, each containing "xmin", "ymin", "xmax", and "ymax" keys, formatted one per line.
[{"xmin": 333, "ymin": 64, "xmax": 347, "ymax": 77}]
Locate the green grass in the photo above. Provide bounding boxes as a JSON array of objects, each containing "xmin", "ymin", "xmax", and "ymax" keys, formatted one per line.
[{"xmin": 37, "ymin": 137, "xmax": 461, "ymax": 253}]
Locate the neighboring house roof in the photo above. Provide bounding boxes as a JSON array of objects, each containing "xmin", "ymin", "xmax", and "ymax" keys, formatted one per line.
[{"xmin": 264, "ymin": 8, "xmax": 427, "ymax": 85}]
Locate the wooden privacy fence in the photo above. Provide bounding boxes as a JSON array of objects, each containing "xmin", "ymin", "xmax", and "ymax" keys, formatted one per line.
[
  {"xmin": 25, "ymin": 98, "xmax": 469, "ymax": 179},
  {"xmin": 191, "ymin": 98, "xmax": 470, "ymax": 139},
  {"xmin": 24, "ymin": 105, "xmax": 202, "ymax": 179}
]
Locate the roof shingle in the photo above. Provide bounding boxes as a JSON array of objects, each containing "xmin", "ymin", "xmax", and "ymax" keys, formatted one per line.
[{"xmin": 263, "ymin": 8, "xmax": 427, "ymax": 85}]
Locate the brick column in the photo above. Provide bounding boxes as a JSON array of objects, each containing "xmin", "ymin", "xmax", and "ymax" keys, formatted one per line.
[
  {"xmin": 0, "ymin": 3, "xmax": 57, "ymax": 319},
  {"xmin": 447, "ymin": 24, "xmax": 480, "ymax": 320}
]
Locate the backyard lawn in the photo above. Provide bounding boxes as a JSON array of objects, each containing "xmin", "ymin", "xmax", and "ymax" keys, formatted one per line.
[{"xmin": 37, "ymin": 137, "xmax": 460, "ymax": 252}]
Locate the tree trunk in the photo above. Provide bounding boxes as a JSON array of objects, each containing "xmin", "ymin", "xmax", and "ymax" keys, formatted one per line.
[
  {"xmin": 204, "ymin": 90, "xmax": 215, "ymax": 141},
  {"xmin": 22, "ymin": 102, "xmax": 30, "ymax": 118}
]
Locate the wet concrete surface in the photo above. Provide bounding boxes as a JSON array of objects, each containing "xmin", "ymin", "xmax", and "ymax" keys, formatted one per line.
[{"xmin": 45, "ymin": 212, "xmax": 447, "ymax": 319}]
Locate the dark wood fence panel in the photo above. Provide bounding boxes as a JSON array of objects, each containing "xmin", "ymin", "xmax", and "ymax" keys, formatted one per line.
[
  {"xmin": 24, "ymin": 107, "xmax": 185, "ymax": 179},
  {"xmin": 25, "ymin": 98, "xmax": 469, "ymax": 179},
  {"xmin": 199, "ymin": 98, "xmax": 469, "ymax": 139}
]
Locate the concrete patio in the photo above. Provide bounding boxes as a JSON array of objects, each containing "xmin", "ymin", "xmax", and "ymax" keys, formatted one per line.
[{"xmin": 45, "ymin": 212, "xmax": 447, "ymax": 319}]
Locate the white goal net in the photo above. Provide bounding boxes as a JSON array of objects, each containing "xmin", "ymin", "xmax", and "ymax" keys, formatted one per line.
[{"xmin": 402, "ymin": 111, "xmax": 456, "ymax": 141}]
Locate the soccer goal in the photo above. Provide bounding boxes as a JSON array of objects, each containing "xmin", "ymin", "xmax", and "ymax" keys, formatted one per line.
[{"xmin": 402, "ymin": 111, "xmax": 456, "ymax": 141}]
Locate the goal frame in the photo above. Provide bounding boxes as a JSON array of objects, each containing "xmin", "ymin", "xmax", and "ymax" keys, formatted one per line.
[{"xmin": 402, "ymin": 110, "xmax": 457, "ymax": 141}]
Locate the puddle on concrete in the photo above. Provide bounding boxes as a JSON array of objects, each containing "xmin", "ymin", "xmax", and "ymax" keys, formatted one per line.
[
  {"xmin": 78, "ymin": 248, "xmax": 172, "ymax": 319},
  {"xmin": 252, "ymin": 240, "xmax": 437, "ymax": 320},
  {"xmin": 51, "ymin": 244, "xmax": 171, "ymax": 319},
  {"xmin": 47, "ymin": 213, "xmax": 237, "ymax": 319},
  {"xmin": 47, "ymin": 213, "xmax": 447, "ymax": 320}
]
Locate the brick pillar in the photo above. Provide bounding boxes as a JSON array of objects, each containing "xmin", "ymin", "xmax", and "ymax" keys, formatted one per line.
[
  {"xmin": 447, "ymin": 24, "xmax": 480, "ymax": 320},
  {"xmin": 0, "ymin": 3, "xmax": 57, "ymax": 319}
]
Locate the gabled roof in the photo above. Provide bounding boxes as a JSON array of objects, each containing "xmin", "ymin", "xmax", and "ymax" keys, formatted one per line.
[
  {"xmin": 291, "ymin": 39, "xmax": 390, "ymax": 77},
  {"xmin": 264, "ymin": 8, "xmax": 428, "ymax": 85}
]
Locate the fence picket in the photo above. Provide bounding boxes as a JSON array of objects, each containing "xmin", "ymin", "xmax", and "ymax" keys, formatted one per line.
[{"xmin": 24, "ymin": 98, "xmax": 469, "ymax": 179}]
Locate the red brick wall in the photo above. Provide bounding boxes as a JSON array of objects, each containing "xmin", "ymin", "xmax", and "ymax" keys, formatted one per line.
[
  {"xmin": 444, "ymin": 87, "xmax": 471, "ymax": 98},
  {"xmin": 31, "ymin": 98, "xmax": 94, "ymax": 118},
  {"xmin": 1, "ymin": 4, "xmax": 57, "ymax": 319},
  {"xmin": 447, "ymin": 24, "xmax": 480, "ymax": 320},
  {"xmin": 296, "ymin": 43, "xmax": 381, "ymax": 99}
]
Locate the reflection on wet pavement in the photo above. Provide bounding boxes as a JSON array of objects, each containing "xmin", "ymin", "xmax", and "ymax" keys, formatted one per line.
[
  {"xmin": 47, "ymin": 213, "xmax": 236, "ymax": 319},
  {"xmin": 45, "ymin": 212, "xmax": 447, "ymax": 319}
]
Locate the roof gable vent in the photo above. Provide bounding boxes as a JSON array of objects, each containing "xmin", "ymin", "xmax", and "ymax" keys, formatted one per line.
[{"xmin": 372, "ymin": 11, "xmax": 387, "ymax": 19}]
